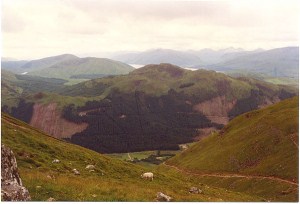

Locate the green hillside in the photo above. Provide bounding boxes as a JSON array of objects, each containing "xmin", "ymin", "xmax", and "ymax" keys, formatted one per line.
[
  {"xmin": 227, "ymin": 71, "xmax": 299, "ymax": 88},
  {"xmin": 21, "ymin": 54, "xmax": 79, "ymax": 71},
  {"xmin": 1, "ymin": 70, "xmax": 23, "ymax": 108},
  {"xmin": 2, "ymin": 54, "xmax": 135, "ymax": 84},
  {"xmin": 61, "ymin": 63, "xmax": 295, "ymax": 100},
  {"xmin": 1, "ymin": 70, "xmax": 68, "ymax": 109},
  {"xmin": 28, "ymin": 57, "xmax": 134, "ymax": 81},
  {"xmin": 1, "ymin": 54, "xmax": 78, "ymax": 73},
  {"xmin": 2, "ymin": 64, "xmax": 297, "ymax": 153},
  {"xmin": 1, "ymin": 114, "xmax": 260, "ymax": 201},
  {"xmin": 167, "ymin": 97, "xmax": 298, "ymax": 181}
]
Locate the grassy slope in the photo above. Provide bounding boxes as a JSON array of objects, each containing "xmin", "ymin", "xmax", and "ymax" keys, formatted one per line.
[
  {"xmin": 21, "ymin": 54, "xmax": 79, "ymax": 71},
  {"xmin": 61, "ymin": 63, "xmax": 294, "ymax": 100},
  {"xmin": 227, "ymin": 71, "xmax": 299, "ymax": 87},
  {"xmin": 162, "ymin": 97, "xmax": 299, "ymax": 201},
  {"xmin": 1, "ymin": 114, "xmax": 260, "ymax": 201},
  {"xmin": 157, "ymin": 164, "xmax": 298, "ymax": 202},
  {"xmin": 167, "ymin": 97, "xmax": 298, "ymax": 180},
  {"xmin": 29, "ymin": 57, "xmax": 134, "ymax": 80},
  {"xmin": 1, "ymin": 70, "xmax": 23, "ymax": 107}
]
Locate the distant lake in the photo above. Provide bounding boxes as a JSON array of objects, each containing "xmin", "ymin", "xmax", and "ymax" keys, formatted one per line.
[
  {"xmin": 184, "ymin": 67, "xmax": 197, "ymax": 71},
  {"xmin": 130, "ymin": 64, "xmax": 198, "ymax": 71},
  {"xmin": 129, "ymin": 64, "xmax": 145, "ymax": 69}
]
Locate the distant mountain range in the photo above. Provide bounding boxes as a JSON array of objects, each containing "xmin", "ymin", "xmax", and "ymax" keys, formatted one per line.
[
  {"xmin": 112, "ymin": 49, "xmax": 203, "ymax": 67},
  {"xmin": 1, "ymin": 54, "xmax": 134, "ymax": 80},
  {"xmin": 112, "ymin": 47, "xmax": 299, "ymax": 78},
  {"xmin": 205, "ymin": 47, "xmax": 299, "ymax": 78},
  {"xmin": 2, "ymin": 47, "xmax": 298, "ymax": 82},
  {"xmin": 112, "ymin": 47, "xmax": 264, "ymax": 66}
]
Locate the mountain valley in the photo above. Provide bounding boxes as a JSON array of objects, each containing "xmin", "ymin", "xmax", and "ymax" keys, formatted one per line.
[{"xmin": 1, "ymin": 49, "xmax": 299, "ymax": 202}]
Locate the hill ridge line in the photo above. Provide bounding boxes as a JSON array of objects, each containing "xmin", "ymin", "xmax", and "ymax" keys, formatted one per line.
[{"xmin": 162, "ymin": 162, "xmax": 298, "ymax": 186}]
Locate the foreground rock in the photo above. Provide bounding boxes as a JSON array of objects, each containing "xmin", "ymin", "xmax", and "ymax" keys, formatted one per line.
[
  {"xmin": 1, "ymin": 145, "xmax": 31, "ymax": 201},
  {"xmin": 72, "ymin": 169, "xmax": 80, "ymax": 175},
  {"xmin": 189, "ymin": 187, "xmax": 202, "ymax": 194},
  {"xmin": 52, "ymin": 159, "xmax": 60, "ymax": 163},
  {"xmin": 85, "ymin": 165, "xmax": 95, "ymax": 170},
  {"xmin": 156, "ymin": 192, "xmax": 172, "ymax": 202},
  {"xmin": 47, "ymin": 197, "xmax": 56, "ymax": 201}
]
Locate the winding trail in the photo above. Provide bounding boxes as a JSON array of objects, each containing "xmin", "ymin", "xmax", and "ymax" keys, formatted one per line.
[
  {"xmin": 127, "ymin": 153, "xmax": 132, "ymax": 161},
  {"xmin": 162, "ymin": 162, "xmax": 298, "ymax": 186},
  {"xmin": 289, "ymin": 133, "xmax": 299, "ymax": 149}
]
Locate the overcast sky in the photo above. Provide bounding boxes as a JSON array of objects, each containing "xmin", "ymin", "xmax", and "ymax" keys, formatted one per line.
[{"xmin": 2, "ymin": 0, "xmax": 299, "ymax": 60}]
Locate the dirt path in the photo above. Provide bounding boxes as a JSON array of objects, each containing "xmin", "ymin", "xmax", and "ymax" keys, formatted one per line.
[
  {"xmin": 3, "ymin": 117, "xmax": 30, "ymax": 131},
  {"xmin": 3, "ymin": 116, "xmax": 66, "ymax": 143},
  {"xmin": 289, "ymin": 133, "xmax": 299, "ymax": 149},
  {"xmin": 127, "ymin": 153, "xmax": 132, "ymax": 161},
  {"xmin": 162, "ymin": 162, "xmax": 298, "ymax": 186}
]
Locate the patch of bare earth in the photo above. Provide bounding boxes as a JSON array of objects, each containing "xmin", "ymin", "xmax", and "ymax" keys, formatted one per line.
[
  {"xmin": 30, "ymin": 103, "xmax": 88, "ymax": 139},
  {"xmin": 258, "ymin": 97, "xmax": 280, "ymax": 109},
  {"xmin": 193, "ymin": 95, "xmax": 236, "ymax": 125},
  {"xmin": 289, "ymin": 133, "xmax": 299, "ymax": 149},
  {"xmin": 194, "ymin": 127, "xmax": 217, "ymax": 141}
]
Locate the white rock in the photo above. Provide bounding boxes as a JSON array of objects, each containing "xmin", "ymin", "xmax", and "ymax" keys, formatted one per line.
[
  {"xmin": 47, "ymin": 197, "xmax": 55, "ymax": 202},
  {"xmin": 156, "ymin": 192, "xmax": 172, "ymax": 202},
  {"xmin": 189, "ymin": 187, "xmax": 202, "ymax": 194},
  {"xmin": 72, "ymin": 169, "xmax": 80, "ymax": 175},
  {"xmin": 85, "ymin": 165, "xmax": 95, "ymax": 170},
  {"xmin": 52, "ymin": 159, "xmax": 60, "ymax": 163}
]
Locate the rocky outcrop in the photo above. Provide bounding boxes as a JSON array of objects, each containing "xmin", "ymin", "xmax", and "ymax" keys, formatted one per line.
[
  {"xmin": 193, "ymin": 95, "xmax": 236, "ymax": 125},
  {"xmin": 1, "ymin": 145, "xmax": 31, "ymax": 201},
  {"xmin": 189, "ymin": 187, "xmax": 202, "ymax": 194},
  {"xmin": 30, "ymin": 103, "xmax": 88, "ymax": 139}
]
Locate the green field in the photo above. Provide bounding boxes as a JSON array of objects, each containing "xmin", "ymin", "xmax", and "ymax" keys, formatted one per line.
[{"xmin": 107, "ymin": 150, "xmax": 181, "ymax": 167}]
